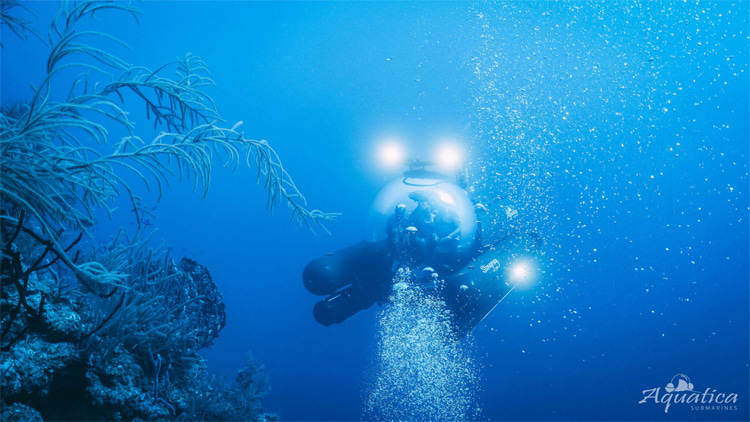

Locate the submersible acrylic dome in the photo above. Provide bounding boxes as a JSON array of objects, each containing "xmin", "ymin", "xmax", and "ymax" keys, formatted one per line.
[{"xmin": 366, "ymin": 177, "xmax": 476, "ymax": 248}]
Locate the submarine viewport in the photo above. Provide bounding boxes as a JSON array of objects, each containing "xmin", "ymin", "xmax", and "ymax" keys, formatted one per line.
[{"xmin": 365, "ymin": 177, "xmax": 476, "ymax": 249}]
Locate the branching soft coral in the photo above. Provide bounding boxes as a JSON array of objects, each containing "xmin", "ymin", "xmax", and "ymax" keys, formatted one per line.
[
  {"xmin": 0, "ymin": 0, "xmax": 338, "ymax": 294},
  {"xmin": 0, "ymin": 2, "xmax": 302, "ymax": 418}
]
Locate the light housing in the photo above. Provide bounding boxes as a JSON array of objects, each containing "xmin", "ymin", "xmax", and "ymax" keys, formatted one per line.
[
  {"xmin": 506, "ymin": 259, "xmax": 537, "ymax": 286},
  {"xmin": 435, "ymin": 144, "xmax": 463, "ymax": 170},
  {"xmin": 378, "ymin": 141, "xmax": 405, "ymax": 168}
]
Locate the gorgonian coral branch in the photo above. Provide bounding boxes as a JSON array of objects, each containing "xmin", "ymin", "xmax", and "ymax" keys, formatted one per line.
[{"xmin": 1, "ymin": 0, "xmax": 337, "ymax": 292}]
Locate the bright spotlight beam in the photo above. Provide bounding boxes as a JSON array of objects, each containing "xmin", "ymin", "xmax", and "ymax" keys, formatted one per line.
[
  {"xmin": 379, "ymin": 142, "xmax": 405, "ymax": 167},
  {"xmin": 508, "ymin": 260, "xmax": 535, "ymax": 285},
  {"xmin": 436, "ymin": 145, "xmax": 462, "ymax": 169}
]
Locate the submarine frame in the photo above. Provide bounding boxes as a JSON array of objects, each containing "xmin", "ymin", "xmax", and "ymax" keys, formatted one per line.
[{"xmin": 302, "ymin": 161, "xmax": 542, "ymax": 337}]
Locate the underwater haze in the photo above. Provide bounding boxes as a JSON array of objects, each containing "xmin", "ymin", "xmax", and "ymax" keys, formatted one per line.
[{"xmin": 1, "ymin": 0, "xmax": 748, "ymax": 421}]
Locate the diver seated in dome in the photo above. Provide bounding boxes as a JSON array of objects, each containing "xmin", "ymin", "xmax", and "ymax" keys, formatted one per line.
[
  {"xmin": 385, "ymin": 191, "xmax": 465, "ymax": 272},
  {"xmin": 409, "ymin": 194, "xmax": 438, "ymax": 240},
  {"xmin": 390, "ymin": 225, "xmax": 425, "ymax": 270},
  {"xmin": 407, "ymin": 190, "xmax": 462, "ymax": 260},
  {"xmin": 386, "ymin": 204, "xmax": 409, "ymax": 250},
  {"xmin": 431, "ymin": 202, "xmax": 462, "ymax": 266},
  {"xmin": 385, "ymin": 203, "xmax": 435, "ymax": 269},
  {"xmin": 409, "ymin": 199, "xmax": 442, "ymax": 261},
  {"xmin": 386, "ymin": 204, "xmax": 417, "ymax": 264},
  {"xmin": 432, "ymin": 201, "xmax": 461, "ymax": 242}
]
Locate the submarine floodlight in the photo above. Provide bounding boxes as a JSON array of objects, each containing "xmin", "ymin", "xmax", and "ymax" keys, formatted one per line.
[
  {"xmin": 379, "ymin": 141, "xmax": 405, "ymax": 168},
  {"xmin": 436, "ymin": 144, "xmax": 463, "ymax": 170},
  {"xmin": 512, "ymin": 263, "xmax": 529, "ymax": 279},
  {"xmin": 508, "ymin": 260, "xmax": 535, "ymax": 285}
]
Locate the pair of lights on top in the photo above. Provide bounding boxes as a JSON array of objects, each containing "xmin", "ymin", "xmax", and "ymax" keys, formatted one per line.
[{"xmin": 379, "ymin": 142, "xmax": 463, "ymax": 169}]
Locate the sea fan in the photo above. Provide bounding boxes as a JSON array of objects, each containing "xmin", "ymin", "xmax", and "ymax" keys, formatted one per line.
[{"xmin": 0, "ymin": 0, "xmax": 338, "ymax": 292}]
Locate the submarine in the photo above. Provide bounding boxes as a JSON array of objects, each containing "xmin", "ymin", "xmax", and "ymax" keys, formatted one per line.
[{"xmin": 302, "ymin": 146, "xmax": 542, "ymax": 338}]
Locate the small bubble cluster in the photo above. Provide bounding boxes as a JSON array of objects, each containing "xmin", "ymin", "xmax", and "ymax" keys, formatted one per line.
[{"xmin": 364, "ymin": 268, "xmax": 480, "ymax": 421}]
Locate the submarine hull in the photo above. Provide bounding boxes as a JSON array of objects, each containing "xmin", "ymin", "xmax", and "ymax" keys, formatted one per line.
[
  {"xmin": 443, "ymin": 232, "xmax": 540, "ymax": 338},
  {"xmin": 313, "ymin": 284, "xmax": 377, "ymax": 326},
  {"xmin": 303, "ymin": 239, "xmax": 392, "ymax": 326},
  {"xmin": 303, "ymin": 233, "xmax": 541, "ymax": 334}
]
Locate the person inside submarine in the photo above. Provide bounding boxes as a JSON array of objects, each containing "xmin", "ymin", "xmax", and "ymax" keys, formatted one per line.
[
  {"xmin": 303, "ymin": 145, "xmax": 539, "ymax": 336},
  {"xmin": 303, "ymin": 162, "xmax": 487, "ymax": 328}
]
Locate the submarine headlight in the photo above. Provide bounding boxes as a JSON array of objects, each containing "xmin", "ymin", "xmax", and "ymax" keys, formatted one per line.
[
  {"xmin": 436, "ymin": 144, "xmax": 462, "ymax": 169},
  {"xmin": 379, "ymin": 141, "xmax": 405, "ymax": 167},
  {"xmin": 508, "ymin": 260, "xmax": 535, "ymax": 285}
]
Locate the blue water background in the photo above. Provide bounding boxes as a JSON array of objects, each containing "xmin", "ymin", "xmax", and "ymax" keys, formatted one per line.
[{"xmin": 2, "ymin": 1, "xmax": 748, "ymax": 420}]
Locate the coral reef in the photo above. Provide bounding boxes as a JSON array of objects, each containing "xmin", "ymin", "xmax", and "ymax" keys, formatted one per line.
[
  {"xmin": 1, "ymin": 232, "xmax": 275, "ymax": 421},
  {"xmin": 0, "ymin": 403, "xmax": 43, "ymax": 421},
  {"xmin": 0, "ymin": 0, "xmax": 324, "ymax": 420},
  {"xmin": 2, "ymin": 335, "xmax": 78, "ymax": 397},
  {"xmin": 167, "ymin": 258, "xmax": 227, "ymax": 351}
]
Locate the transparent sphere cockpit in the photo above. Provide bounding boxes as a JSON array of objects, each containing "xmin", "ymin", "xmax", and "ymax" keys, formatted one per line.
[{"xmin": 366, "ymin": 177, "xmax": 476, "ymax": 250}]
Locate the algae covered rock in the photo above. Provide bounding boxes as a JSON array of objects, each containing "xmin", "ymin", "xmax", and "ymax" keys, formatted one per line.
[
  {"xmin": 164, "ymin": 258, "xmax": 227, "ymax": 351},
  {"xmin": 85, "ymin": 345, "xmax": 169, "ymax": 421},
  {"xmin": 1, "ymin": 335, "xmax": 77, "ymax": 397},
  {"xmin": 41, "ymin": 302, "xmax": 82, "ymax": 341},
  {"xmin": 0, "ymin": 402, "xmax": 44, "ymax": 421}
]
